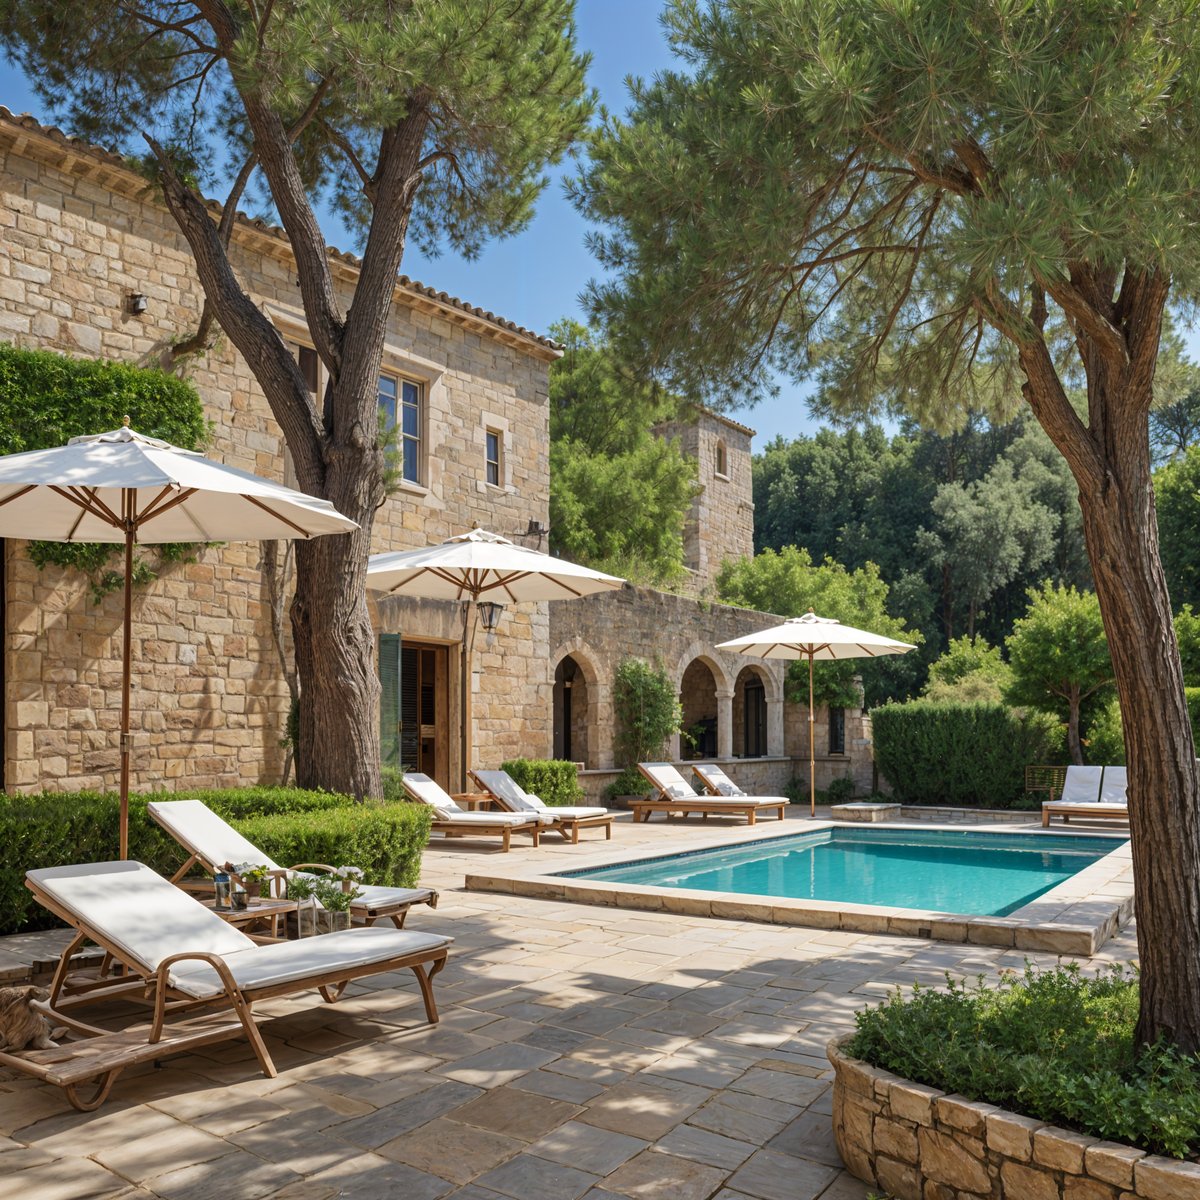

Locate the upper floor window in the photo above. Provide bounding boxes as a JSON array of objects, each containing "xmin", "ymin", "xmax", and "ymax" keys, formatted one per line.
[
  {"xmin": 485, "ymin": 428, "xmax": 502, "ymax": 486},
  {"xmin": 715, "ymin": 439, "xmax": 728, "ymax": 477},
  {"xmin": 379, "ymin": 373, "xmax": 423, "ymax": 485}
]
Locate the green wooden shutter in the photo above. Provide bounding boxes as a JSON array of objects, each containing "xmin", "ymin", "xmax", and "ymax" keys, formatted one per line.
[{"xmin": 379, "ymin": 634, "xmax": 402, "ymax": 768}]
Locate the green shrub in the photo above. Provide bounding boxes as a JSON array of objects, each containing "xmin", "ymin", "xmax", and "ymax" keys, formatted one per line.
[
  {"xmin": 499, "ymin": 759, "xmax": 584, "ymax": 806},
  {"xmin": 236, "ymin": 804, "xmax": 431, "ymax": 889},
  {"xmin": 819, "ymin": 775, "xmax": 856, "ymax": 805},
  {"xmin": 380, "ymin": 766, "xmax": 407, "ymax": 804},
  {"xmin": 0, "ymin": 787, "xmax": 430, "ymax": 934},
  {"xmin": 872, "ymin": 701, "xmax": 1064, "ymax": 807},
  {"xmin": 847, "ymin": 965, "xmax": 1200, "ymax": 1159},
  {"xmin": 603, "ymin": 765, "xmax": 653, "ymax": 802},
  {"xmin": 612, "ymin": 657, "xmax": 682, "ymax": 766}
]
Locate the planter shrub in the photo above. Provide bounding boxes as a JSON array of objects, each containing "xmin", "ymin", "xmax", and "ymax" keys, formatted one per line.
[
  {"xmin": 848, "ymin": 965, "xmax": 1200, "ymax": 1159},
  {"xmin": 0, "ymin": 788, "xmax": 431, "ymax": 934},
  {"xmin": 872, "ymin": 700, "xmax": 1063, "ymax": 807},
  {"xmin": 499, "ymin": 758, "xmax": 584, "ymax": 806}
]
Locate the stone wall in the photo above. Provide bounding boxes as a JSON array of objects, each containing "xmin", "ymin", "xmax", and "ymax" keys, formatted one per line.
[
  {"xmin": 0, "ymin": 111, "xmax": 555, "ymax": 794},
  {"xmin": 655, "ymin": 407, "xmax": 755, "ymax": 593},
  {"xmin": 550, "ymin": 584, "xmax": 875, "ymax": 792},
  {"xmin": 829, "ymin": 1036, "xmax": 1200, "ymax": 1200}
]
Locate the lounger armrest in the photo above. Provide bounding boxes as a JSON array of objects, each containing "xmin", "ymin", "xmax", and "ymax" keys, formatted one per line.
[
  {"xmin": 151, "ymin": 950, "xmax": 243, "ymax": 1041},
  {"xmin": 286, "ymin": 862, "xmax": 339, "ymax": 875}
]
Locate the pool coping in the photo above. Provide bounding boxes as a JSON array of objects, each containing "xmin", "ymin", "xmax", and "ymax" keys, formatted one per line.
[{"xmin": 464, "ymin": 819, "xmax": 1134, "ymax": 956}]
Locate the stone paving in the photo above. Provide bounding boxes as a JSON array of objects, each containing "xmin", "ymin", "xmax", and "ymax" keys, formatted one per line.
[{"xmin": 0, "ymin": 810, "xmax": 1138, "ymax": 1200}]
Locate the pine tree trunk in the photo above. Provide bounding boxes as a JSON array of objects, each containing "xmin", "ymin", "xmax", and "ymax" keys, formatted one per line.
[
  {"xmin": 1066, "ymin": 686, "xmax": 1083, "ymax": 765},
  {"xmin": 1076, "ymin": 461, "xmax": 1200, "ymax": 1050},
  {"xmin": 290, "ymin": 447, "xmax": 383, "ymax": 800}
]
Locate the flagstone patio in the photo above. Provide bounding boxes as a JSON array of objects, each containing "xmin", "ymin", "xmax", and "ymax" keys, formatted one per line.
[{"xmin": 0, "ymin": 810, "xmax": 1137, "ymax": 1200}]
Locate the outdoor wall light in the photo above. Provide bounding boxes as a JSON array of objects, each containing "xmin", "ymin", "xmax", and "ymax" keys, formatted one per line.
[
  {"xmin": 127, "ymin": 292, "xmax": 148, "ymax": 315},
  {"xmin": 478, "ymin": 601, "xmax": 505, "ymax": 631}
]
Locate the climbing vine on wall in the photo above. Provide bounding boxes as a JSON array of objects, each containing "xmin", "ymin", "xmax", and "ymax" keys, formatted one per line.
[{"xmin": 0, "ymin": 343, "xmax": 210, "ymax": 600}]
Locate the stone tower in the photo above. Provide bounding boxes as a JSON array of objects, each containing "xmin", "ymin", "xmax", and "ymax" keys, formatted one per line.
[{"xmin": 655, "ymin": 406, "xmax": 755, "ymax": 592}]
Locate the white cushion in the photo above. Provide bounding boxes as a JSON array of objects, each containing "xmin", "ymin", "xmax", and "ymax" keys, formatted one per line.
[
  {"xmin": 28, "ymin": 861, "xmax": 254, "ymax": 974},
  {"xmin": 403, "ymin": 773, "xmax": 462, "ymax": 814},
  {"xmin": 650, "ymin": 795, "xmax": 785, "ymax": 808},
  {"xmin": 148, "ymin": 799, "xmax": 282, "ymax": 873},
  {"xmin": 640, "ymin": 763, "xmax": 694, "ymax": 796},
  {"xmin": 353, "ymin": 885, "xmax": 436, "ymax": 911},
  {"xmin": 472, "ymin": 770, "xmax": 539, "ymax": 812},
  {"xmin": 1100, "ymin": 766, "xmax": 1128, "ymax": 805},
  {"xmin": 1060, "ymin": 765, "xmax": 1103, "ymax": 804},
  {"xmin": 543, "ymin": 806, "xmax": 610, "ymax": 819},
  {"xmin": 664, "ymin": 783, "xmax": 694, "ymax": 799},
  {"xmin": 433, "ymin": 810, "xmax": 540, "ymax": 827},
  {"xmin": 166, "ymin": 926, "xmax": 451, "ymax": 999}
]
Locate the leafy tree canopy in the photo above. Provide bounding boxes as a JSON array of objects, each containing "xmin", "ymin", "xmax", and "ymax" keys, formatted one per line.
[
  {"xmin": 1155, "ymin": 446, "xmax": 1200, "ymax": 611},
  {"xmin": 1005, "ymin": 582, "xmax": 1115, "ymax": 764},
  {"xmin": 716, "ymin": 545, "xmax": 919, "ymax": 708},
  {"xmin": 923, "ymin": 636, "xmax": 1012, "ymax": 705},
  {"xmin": 549, "ymin": 320, "xmax": 698, "ymax": 585}
]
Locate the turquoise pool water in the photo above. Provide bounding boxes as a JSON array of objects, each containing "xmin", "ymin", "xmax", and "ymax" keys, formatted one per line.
[{"xmin": 562, "ymin": 828, "xmax": 1123, "ymax": 917}]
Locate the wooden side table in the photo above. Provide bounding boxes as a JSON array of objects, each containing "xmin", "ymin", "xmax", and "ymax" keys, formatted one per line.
[{"xmin": 199, "ymin": 896, "xmax": 297, "ymax": 939}]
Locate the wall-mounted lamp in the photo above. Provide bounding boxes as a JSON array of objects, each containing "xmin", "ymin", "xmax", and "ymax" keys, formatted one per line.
[
  {"xmin": 525, "ymin": 519, "xmax": 548, "ymax": 538},
  {"xmin": 127, "ymin": 293, "xmax": 148, "ymax": 315},
  {"xmin": 478, "ymin": 601, "xmax": 505, "ymax": 631}
]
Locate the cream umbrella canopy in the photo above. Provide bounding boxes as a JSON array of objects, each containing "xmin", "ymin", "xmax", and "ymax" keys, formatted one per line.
[
  {"xmin": 717, "ymin": 611, "xmax": 914, "ymax": 817},
  {"xmin": 0, "ymin": 422, "xmax": 359, "ymax": 857},
  {"xmin": 367, "ymin": 528, "xmax": 624, "ymax": 786}
]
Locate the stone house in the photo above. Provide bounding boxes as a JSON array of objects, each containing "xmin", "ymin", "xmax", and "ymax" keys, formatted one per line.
[{"xmin": 0, "ymin": 106, "xmax": 874, "ymax": 801}]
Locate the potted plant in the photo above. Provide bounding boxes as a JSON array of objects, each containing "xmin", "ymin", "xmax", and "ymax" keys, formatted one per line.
[
  {"xmin": 227, "ymin": 861, "xmax": 272, "ymax": 900},
  {"xmin": 313, "ymin": 877, "xmax": 363, "ymax": 934},
  {"xmin": 331, "ymin": 865, "xmax": 364, "ymax": 896},
  {"xmin": 285, "ymin": 875, "xmax": 319, "ymax": 937}
]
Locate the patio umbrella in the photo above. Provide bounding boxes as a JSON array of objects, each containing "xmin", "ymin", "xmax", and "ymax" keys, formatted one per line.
[
  {"xmin": 367, "ymin": 528, "xmax": 624, "ymax": 787},
  {"xmin": 717, "ymin": 610, "xmax": 914, "ymax": 817},
  {"xmin": 0, "ymin": 421, "xmax": 358, "ymax": 857}
]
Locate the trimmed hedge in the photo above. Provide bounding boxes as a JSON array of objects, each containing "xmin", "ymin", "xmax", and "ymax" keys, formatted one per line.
[
  {"xmin": 499, "ymin": 758, "xmax": 585, "ymax": 806},
  {"xmin": 0, "ymin": 788, "xmax": 431, "ymax": 934},
  {"xmin": 872, "ymin": 700, "xmax": 1063, "ymax": 808}
]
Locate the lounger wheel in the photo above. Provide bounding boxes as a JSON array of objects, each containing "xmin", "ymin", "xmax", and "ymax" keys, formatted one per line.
[{"xmin": 64, "ymin": 1069, "xmax": 121, "ymax": 1112}]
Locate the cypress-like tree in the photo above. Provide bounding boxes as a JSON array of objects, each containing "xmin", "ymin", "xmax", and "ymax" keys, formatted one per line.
[
  {"xmin": 576, "ymin": 0, "xmax": 1200, "ymax": 1049},
  {"xmin": 2, "ymin": 1, "xmax": 592, "ymax": 797}
]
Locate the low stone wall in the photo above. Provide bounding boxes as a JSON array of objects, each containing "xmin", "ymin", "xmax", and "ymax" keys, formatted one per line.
[{"xmin": 829, "ymin": 1034, "xmax": 1200, "ymax": 1200}]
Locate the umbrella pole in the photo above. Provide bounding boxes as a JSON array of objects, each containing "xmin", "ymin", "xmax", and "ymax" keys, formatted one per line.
[
  {"xmin": 119, "ymin": 517, "xmax": 134, "ymax": 860},
  {"xmin": 461, "ymin": 601, "xmax": 476, "ymax": 792},
  {"xmin": 809, "ymin": 655, "xmax": 816, "ymax": 819}
]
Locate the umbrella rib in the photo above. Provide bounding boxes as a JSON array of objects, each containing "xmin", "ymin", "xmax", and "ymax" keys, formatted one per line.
[
  {"xmin": 138, "ymin": 487, "xmax": 200, "ymax": 531},
  {"xmin": 136, "ymin": 484, "xmax": 184, "ymax": 524},
  {"xmin": 0, "ymin": 484, "xmax": 36, "ymax": 509},
  {"xmin": 243, "ymin": 495, "xmax": 316, "ymax": 537},
  {"xmin": 47, "ymin": 486, "xmax": 121, "ymax": 532}
]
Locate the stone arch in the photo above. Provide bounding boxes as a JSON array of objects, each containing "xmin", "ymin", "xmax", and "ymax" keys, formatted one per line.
[
  {"xmin": 549, "ymin": 638, "xmax": 608, "ymax": 769},
  {"xmin": 733, "ymin": 663, "xmax": 774, "ymax": 758},
  {"xmin": 672, "ymin": 643, "xmax": 734, "ymax": 697}
]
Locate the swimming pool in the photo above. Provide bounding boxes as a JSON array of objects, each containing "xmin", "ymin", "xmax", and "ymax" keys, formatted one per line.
[{"xmin": 560, "ymin": 827, "xmax": 1124, "ymax": 917}]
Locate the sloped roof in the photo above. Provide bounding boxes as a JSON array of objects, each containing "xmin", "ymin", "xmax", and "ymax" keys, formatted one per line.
[{"xmin": 0, "ymin": 106, "xmax": 560, "ymax": 358}]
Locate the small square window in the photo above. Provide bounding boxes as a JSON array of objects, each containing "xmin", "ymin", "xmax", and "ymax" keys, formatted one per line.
[{"xmin": 485, "ymin": 429, "xmax": 502, "ymax": 486}]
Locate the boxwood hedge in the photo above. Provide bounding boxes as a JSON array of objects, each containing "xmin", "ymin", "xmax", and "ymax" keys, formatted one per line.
[
  {"xmin": 0, "ymin": 787, "xmax": 431, "ymax": 934},
  {"xmin": 872, "ymin": 701, "xmax": 1064, "ymax": 808},
  {"xmin": 499, "ymin": 759, "xmax": 585, "ymax": 806}
]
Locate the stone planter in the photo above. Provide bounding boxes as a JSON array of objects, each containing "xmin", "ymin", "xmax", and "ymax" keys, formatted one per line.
[{"xmin": 828, "ymin": 1034, "xmax": 1200, "ymax": 1199}]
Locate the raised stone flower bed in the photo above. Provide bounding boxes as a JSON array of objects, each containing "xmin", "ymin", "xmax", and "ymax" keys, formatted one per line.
[{"xmin": 828, "ymin": 1033, "xmax": 1200, "ymax": 1199}]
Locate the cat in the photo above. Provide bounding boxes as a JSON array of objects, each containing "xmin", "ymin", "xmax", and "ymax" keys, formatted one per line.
[{"xmin": 0, "ymin": 985, "xmax": 63, "ymax": 1052}]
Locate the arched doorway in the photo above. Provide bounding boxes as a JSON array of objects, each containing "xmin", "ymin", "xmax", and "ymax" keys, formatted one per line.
[
  {"xmin": 553, "ymin": 655, "xmax": 590, "ymax": 766},
  {"xmin": 679, "ymin": 658, "xmax": 718, "ymax": 759},
  {"xmin": 733, "ymin": 665, "xmax": 769, "ymax": 758}
]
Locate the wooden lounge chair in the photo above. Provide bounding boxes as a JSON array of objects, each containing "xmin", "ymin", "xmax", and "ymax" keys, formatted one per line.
[
  {"xmin": 634, "ymin": 763, "xmax": 788, "ymax": 824},
  {"xmin": 470, "ymin": 769, "xmax": 614, "ymax": 843},
  {"xmin": 1042, "ymin": 764, "xmax": 1129, "ymax": 827},
  {"xmin": 148, "ymin": 799, "xmax": 438, "ymax": 926},
  {"xmin": 692, "ymin": 763, "xmax": 790, "ymax": 806},
  {"xmin": 402, "ymin": 772, "xmax": 543, "ymax": 850},
  {"xmin": 6, "ymin": 861, "xmax": 451, "ymax": 1110}
]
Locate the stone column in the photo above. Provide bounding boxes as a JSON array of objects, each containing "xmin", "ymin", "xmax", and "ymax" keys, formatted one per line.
[
  {"xmin": 767, "ymin": 692, "xmax": 785, "ymax": 757},
  {"xmin": 716, "ymin": 689, "xmax": 734, "ymax": 759}
]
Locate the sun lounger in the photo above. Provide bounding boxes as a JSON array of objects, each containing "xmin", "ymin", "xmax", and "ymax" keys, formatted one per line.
[
  {"xmin": 634, "ymin": 763, "xmax": 788, "ymax": 824},
  {"xmin": 1041, "ymin": 764, "xmax": 1128, "ymax": 826},
  {"xmin": 148, "ymin": 799, "xmax": 437, "ymax": 926},
  {"xmin": 470, "ymin": 769, "xmax": 614, "ymax": 843},
  {"xmin": 402, "ymin": 772, "xmax": 544, "ymax": 850},
  {"xmin": 8, "ymin": 861, "xmax": 451, "ymax": 1109},
  {"xmin": 692, "ymin": 763, "xmax": 790, "ymax": 806}
]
